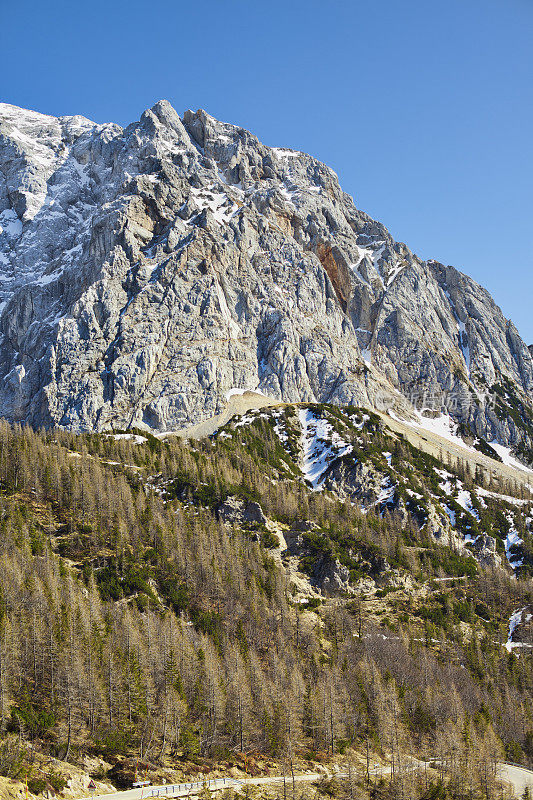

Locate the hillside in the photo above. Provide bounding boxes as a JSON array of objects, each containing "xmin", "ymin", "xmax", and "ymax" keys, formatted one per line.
[{"xmin": 0, "ymin": 407, "xmax": 531, "ymax": 798}]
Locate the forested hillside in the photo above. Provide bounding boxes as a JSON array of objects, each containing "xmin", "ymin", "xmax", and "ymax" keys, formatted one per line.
[{"xmin": 0, "ymin": 409, "xmax": 532, "ymax": 799}]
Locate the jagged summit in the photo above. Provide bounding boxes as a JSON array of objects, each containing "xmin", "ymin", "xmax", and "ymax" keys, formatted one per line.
[{"xmin": 1, "ymin": 100, "xmax": 532, "ymax": 460}]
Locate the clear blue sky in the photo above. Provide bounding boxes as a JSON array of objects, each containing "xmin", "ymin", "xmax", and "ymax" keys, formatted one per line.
[{"xmin": 3, "ymin": 0, "xmax": 532, "ymax": 342}]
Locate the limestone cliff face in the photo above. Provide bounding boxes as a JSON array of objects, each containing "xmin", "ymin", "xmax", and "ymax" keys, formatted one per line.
[{"xmin": 1, "ymin": 100, "xmax": 532, "ymax": 455}]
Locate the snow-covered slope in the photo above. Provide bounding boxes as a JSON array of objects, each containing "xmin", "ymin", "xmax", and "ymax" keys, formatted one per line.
[
  {"xmin": 298, "ymin": 407, "xmax": 352, "ymax": 488},
  {"xmin": 214, "ymin": 403, "xmax": 533, "ymax": 575}
]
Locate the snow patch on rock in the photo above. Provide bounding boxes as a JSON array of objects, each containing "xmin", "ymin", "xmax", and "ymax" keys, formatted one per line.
[{"xmin": 298, "ymin": 408, "xmax": 352, "ymax": 490}]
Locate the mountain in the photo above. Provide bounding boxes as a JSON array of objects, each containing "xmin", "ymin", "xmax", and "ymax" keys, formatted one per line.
[
  {"xmin": 1, "ymin": 100, "xmax": 533, "ymax": 465},
  {"xmin": 2, "ymin": 100, "xmax": 533, "ymax": 798}
]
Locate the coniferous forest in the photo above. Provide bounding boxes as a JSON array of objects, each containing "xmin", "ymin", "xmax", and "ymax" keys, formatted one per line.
[
  {"xmin": 2, "ymin": 2, "xmax": 533, "ymax": 797},
  {"xmin": 0, "ymin": 411, "xmax": 532, "ymax": 800}
]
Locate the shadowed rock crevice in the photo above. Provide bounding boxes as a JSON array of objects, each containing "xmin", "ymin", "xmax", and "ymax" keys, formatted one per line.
[{"xmin": 314, "ymin": 242, "xmax": 352, "ymax": 313}]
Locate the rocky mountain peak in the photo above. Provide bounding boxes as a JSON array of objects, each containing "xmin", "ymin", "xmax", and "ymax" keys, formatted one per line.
[{"xmin": 0, "ymin": 101, "xmax": 532, "ymax": 461}]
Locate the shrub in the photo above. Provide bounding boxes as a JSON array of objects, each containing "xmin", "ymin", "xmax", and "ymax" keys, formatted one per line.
[{"xmin": 27, "ymin": 778, "xmax": 47, "ymax": 795}]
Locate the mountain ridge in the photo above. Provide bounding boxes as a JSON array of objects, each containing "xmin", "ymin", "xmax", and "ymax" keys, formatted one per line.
[{"xmin": 1, "ymin": 99, "xmax": 532, "ymax": 464}]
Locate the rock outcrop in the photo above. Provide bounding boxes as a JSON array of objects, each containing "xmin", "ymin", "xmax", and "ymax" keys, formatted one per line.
[
  {"xmin": 469, "ymin": 534, "xmax": 502, "ymax": 569},
  {"xmin": 1, "ymin": 100, "xmax": 532, "ymax": 457},
  {"xmin": 217, "ymin": 496, "xmax": 267, "ymax": 527}
]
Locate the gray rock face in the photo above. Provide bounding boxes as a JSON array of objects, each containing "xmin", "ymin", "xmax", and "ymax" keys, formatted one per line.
[
  {"xmin": 324, "ymin": 459, "xmax": 392, "ymax": 507},
  {"xmin": 470, "ymin": 534, "xmax": 502, "ymax": 569},
  {"xmin": 284, "ymin": 523, "xmax": 352, "ymax": 594},
  {"xmin": 323, "ymin": 453, "xmax": 457, "ymax": 546},
  {"xmin": 314, "ymin": 558, "xmax": 353, "ymax": 595},
  {"xmin": 284, "ymin": 519, "xmax": 391, "ymax": 595},
  {"xmin": 217, "ymin": 496, "xmax": 267, "ymax": 527},
  {"xmin": 1, "ymin": 100, "xmax": 532, "ymax": 455}
]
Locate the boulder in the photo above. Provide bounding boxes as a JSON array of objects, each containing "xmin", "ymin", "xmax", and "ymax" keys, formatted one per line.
[
  {"xmin": 217, "ymin": 496, "xmax": 267, "ymax": 527},
  {"xmin": 470, "ymin": 534, "xmax": 502, "ymax": 568}
]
